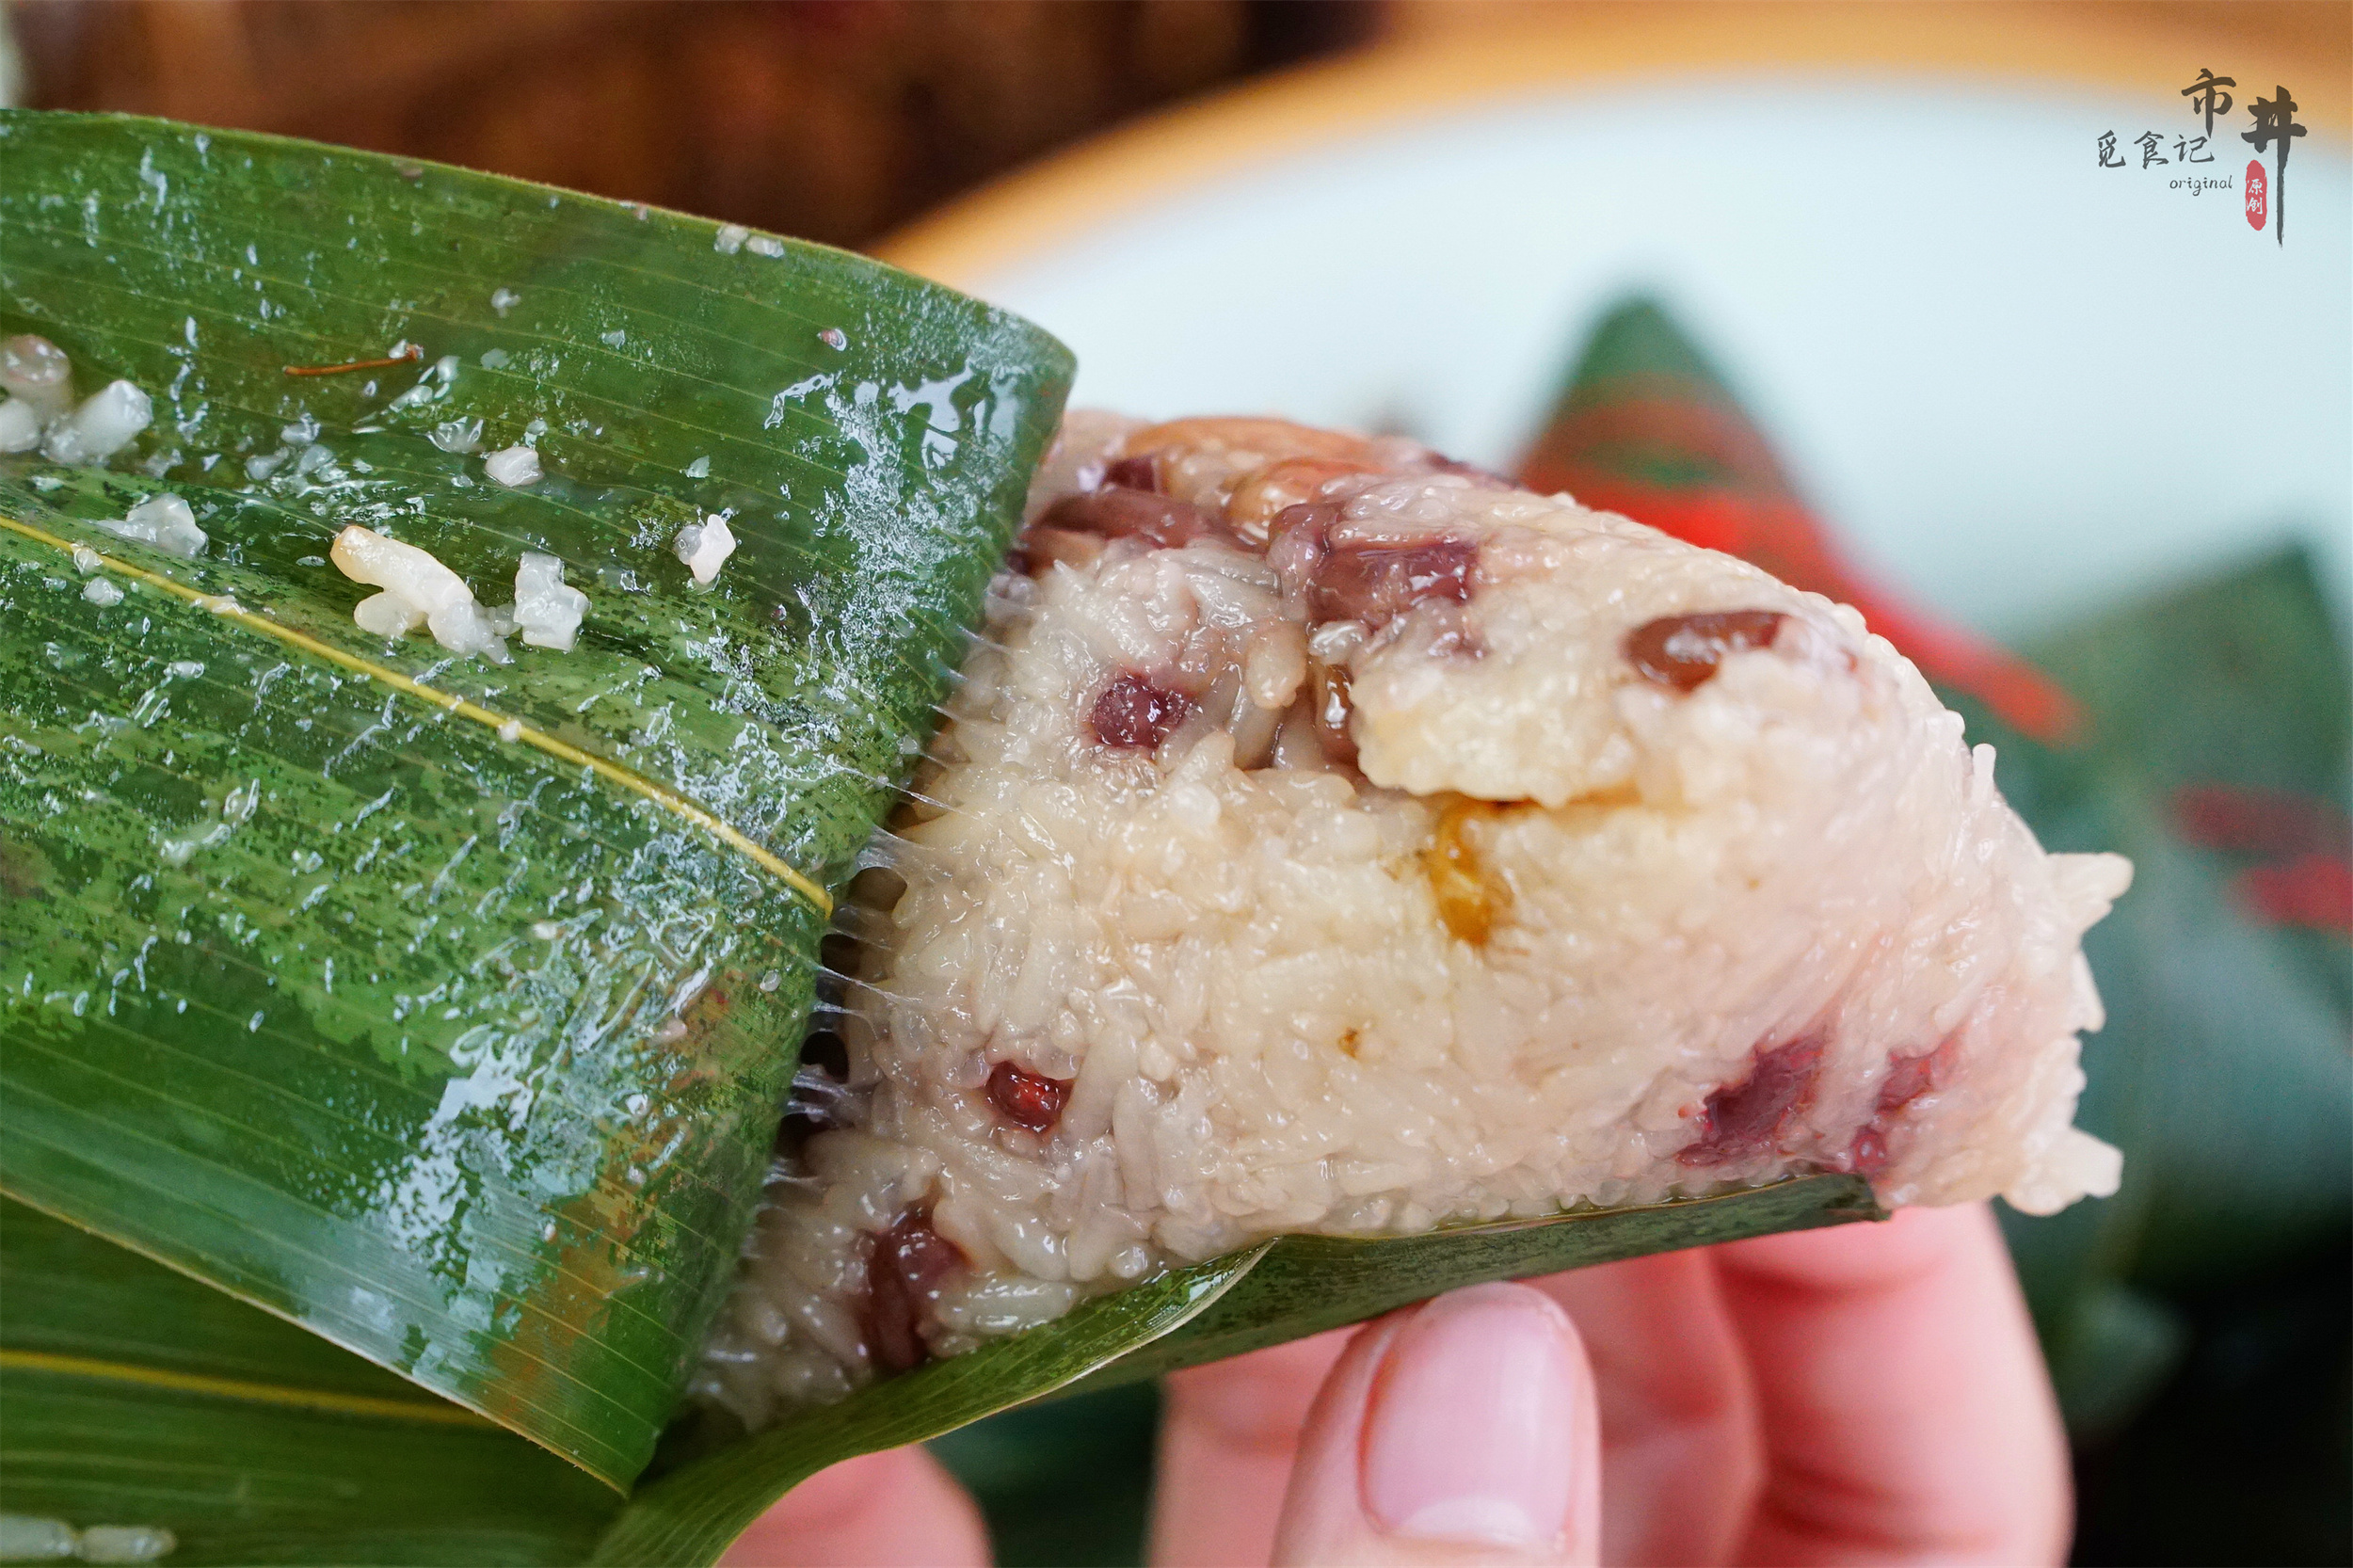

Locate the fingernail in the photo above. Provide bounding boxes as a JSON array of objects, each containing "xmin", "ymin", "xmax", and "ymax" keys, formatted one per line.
[{"xmin": 1359, "ymin": 1283, "xmax": 1582, "ymax": 1552}]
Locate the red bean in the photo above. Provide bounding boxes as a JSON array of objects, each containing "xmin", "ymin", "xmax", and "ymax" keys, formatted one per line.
[
  {"xmin": 1311, "ymin": 539, "xmax": 1478, "ymax": 628},
  {"xmin": 1012, "ymin": 524, "xmax": 1105, "ymax": 576},
  {"xmin": 986, "ymin": 1060, "xmax": 1072, "ymax": 1132},
  {"xmin": 1676, "ymin": 1035, "xmax": 1824, "ymax": 1167},
  {"xmin": 1101, "ymin": 455, "xmax": 1160, "ymax": 491},
  {"xmin": 1271, "ymin": 504, "xmax": 1477, "ymax": 630},
  {"xmin": 1624, "ymin": 610, "xmax": 1785, "ymax": 693},
  {"xmin": 859, "ymin": 1209, "xmax": 964, "ymax": 1376},
  {"xmin": 1843, "ymin": 1039, "xmax": 1958, "ymax": 1177},
  {"xmin": 1876, "ymin": 1050, "xmax": 1939, "ymax": 1112},
  {"xmin": 1039, "ymin": 487, "xmax": 1234, "ymax": 550},
  {"xmin": 1090, "ymin": 672, "xmax": 1193, "ymax": 751}
]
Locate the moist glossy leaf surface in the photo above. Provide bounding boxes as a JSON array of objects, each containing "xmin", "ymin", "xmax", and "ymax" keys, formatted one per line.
[
  {"xmin": 0, "ymin": 109, "xmax": 1070, "ymax": 1485},
  {"xmin": 0, "ymin": 1195, "xmax": 622, "ymax": 1564}
]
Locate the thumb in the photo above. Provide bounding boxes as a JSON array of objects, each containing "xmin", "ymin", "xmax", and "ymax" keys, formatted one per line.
[
  {"xmin": 1272, "ymin": 1282, "xmax": 1602, "ymax": 1567},
  {"xmin": 719, "ymin": 1447, "xmax": 989, "ymax": 1567}
]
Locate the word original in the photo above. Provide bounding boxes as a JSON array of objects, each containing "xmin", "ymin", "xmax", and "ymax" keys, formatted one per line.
[{"xmin": 2097, "ymin": 70, "xmax": 2306, "ymax": 244}]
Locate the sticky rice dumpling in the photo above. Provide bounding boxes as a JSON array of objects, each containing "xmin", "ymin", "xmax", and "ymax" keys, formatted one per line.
[{"xmin": 696, "ymin": 413, "xmax": 2130, "ymax": 1426}]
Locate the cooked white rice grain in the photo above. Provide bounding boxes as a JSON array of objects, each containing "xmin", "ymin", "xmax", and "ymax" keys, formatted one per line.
[
  {"xmin": 0, "ymin": 397, "xmax": 43, "ymax": 454},
  {"xmin": 41, "ymin": 380, "xmax": 151, "ymax": 466},
  {"xmin": 484, "ymin": 444, "xmax": 542, "ymax": 488},
  {"xmin": 0, "ymin": 333, "xmax": 74, "ymax": 421},
  {"xmin": 352, "ymin": 591, "xmax": 424, "ymax": 638},
  {"xmin": 101, "ymin": 494, "xmax": 207, "ymax": 558},
  {"xmin": 675, "ymin": 515, "xmax": 737, "ymax": 585},
  {"xmin": 511, "ymin": 551, "xmax": 587, "ymax": 650},
  {"xmin": 330, "ymin": 524, "xmax": 509, "ymax": 660}
]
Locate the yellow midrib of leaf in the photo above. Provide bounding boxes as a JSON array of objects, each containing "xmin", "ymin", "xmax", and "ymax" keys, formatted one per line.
[
  {"xmin": 0, "ymin": 512, "xmax": 833, "ymax": 917},
  {"xmin": 0, "ymin": 1346, "xmax": 495, "ymax": 1427}
]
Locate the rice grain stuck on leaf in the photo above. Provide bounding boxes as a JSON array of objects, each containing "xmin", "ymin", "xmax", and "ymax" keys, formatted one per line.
[
  {"xmin": 690, "ymin": 412, "xmax": 2133, "ymax": 1426},
  {"xmin": 329, "ymin": 524, "xmax": 509, "ymax": 661},
  {"xmin": 483, "ymin": 443, "xmax": 542, "ymax": 488},
  {"xmin": 675, "ymin": 515, "xmax": 737, "ymax": 585},
  {"xmin": 2, "ymin": 335, "xmax": 152, "ymax": 466},
  {"xmin": 41, "ymin": 380, "xmax": 152, "ymax": 466},
  {"xmin": 89, "ymin": 493, "xmax": 207, "ymax": 559},
  {"xmin": 511, "ymin": 551, "xmax": 587, "ymax": 651}
]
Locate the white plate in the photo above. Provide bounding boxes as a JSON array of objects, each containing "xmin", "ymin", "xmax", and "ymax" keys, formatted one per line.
[{"xmin": 892, "ymin": 71, "xmax": 2349, "ymax": 638}]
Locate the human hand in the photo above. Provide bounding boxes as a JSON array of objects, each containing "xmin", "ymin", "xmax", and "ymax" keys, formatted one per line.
[{"xmin": 721, "ymin": 1202, "xmax": 2070, "ymax": 1566}]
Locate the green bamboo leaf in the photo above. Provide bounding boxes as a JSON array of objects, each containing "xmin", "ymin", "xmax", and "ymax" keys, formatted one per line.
[
  {"xmin": 599, "ymin": 1175, "xmax": 1877, "ymax": 1567},
  {"xmin": 1064, "ymin": 1171, "xmax": 1880, "ymax": 1396},
  {"xmin": 0, "ymin": 1194, "xmax": 621, "ymax": 1564},
  {"xmin": 0, "ymin": 109, "xmax": 1071, "ymax": 1487},
  {"xmin": 595, "ymin": 1242, "xmax": 1276, "ymax": 1567},
  {"xmin": 1956, "ymin": 547, "xmax": 2352, "ymax": 1426}
]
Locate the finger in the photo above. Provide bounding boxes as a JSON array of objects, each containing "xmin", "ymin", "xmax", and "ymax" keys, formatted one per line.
[
  {"xmin": 1530, "ymin": 1249, "xmax": 1760, "ymax": 1566},
  {"xmin": 719, "ymin": 1445, "xmax": 991, "ymax": 1567},
  {"xmin": 1273, "ymin": 1282, "xmax": 1602, "ymax": 1567},
  {"xmin": 1151, "ymin": 1328, "xmax": 1354, "ymax": 1567},
  {"xmin": 1711, "ymin": 1203, "xmax": 2070, "ymax": 1567}
]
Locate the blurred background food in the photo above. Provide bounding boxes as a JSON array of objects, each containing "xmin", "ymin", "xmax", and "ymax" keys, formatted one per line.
[
  {"xmin": 6, "ymin": 0, "xmax": 1372, "ymax": 247},
  {"xmin": 9, "ymin": 2, "xmax": 2344, "ymax": 251},
  {"xmin": 6, "ymin": 2, "xmax": 2347, "ymax": 1564}
]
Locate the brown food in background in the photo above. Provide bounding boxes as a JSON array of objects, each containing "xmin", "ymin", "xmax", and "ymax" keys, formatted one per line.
[
  {"xmin": 15, "ymin": 0, "xmax": 1373, "ymax": 249},
  {"xmin": 15, "ymin": 1, "xmax": 2331, "ymax": 250}
]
